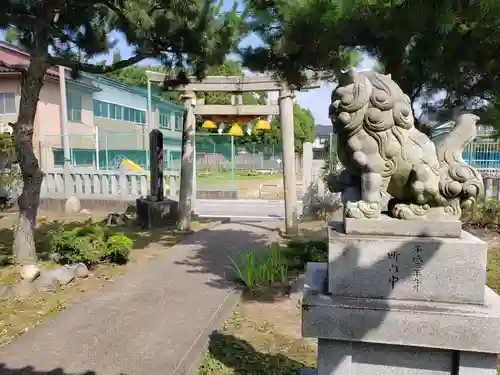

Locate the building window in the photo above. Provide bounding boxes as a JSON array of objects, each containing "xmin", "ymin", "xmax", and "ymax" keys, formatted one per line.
[
  {"xmin": 159, "ymin": 111, "xmax": 171, "ymax": 129},
  {"xmin": 174, "ymin": 113, "xmax": 183, "ymax": 131},
  {"xmin": 0, "ymin": 93, "xmax": 16, "ymax": 115},
  {"xmin": 93, "ymin": 100, "xmax": 109, "ymax": 118},
  {"xmin": 93, "ymin": 100, "xmax": 145, "ymax": 124},
  {"xmin": 109, "ymin": 103, "xmax": 123, "ymax": 120},
  {"xmin": 67, "ymin": 91, "xmax": 82, "ymax": 122}
]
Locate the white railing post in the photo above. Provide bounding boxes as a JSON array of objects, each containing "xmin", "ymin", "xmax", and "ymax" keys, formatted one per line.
[
  {"xmin": 169, "ymin": 175, "xmax": 177, "ymax": 198},
  {"xmin": 119, "ymin": 168, "xmax": 128, "ymax": 201},
  {"xmin": 63, "ymin": 164, "xmax": 73, "ymax": 198}
]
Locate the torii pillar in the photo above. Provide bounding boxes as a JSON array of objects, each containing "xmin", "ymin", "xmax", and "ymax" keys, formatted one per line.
[
  {"xmin": 279, "ymin": 87, "xmax": 299, "ymax": 235},
  {"xmin": 177, "ymin": 91, "xmax": 196, "ymax": 231}
]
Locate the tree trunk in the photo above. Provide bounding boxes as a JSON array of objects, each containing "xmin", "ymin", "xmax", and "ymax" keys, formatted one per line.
[{"xmin": 12, "ymin": 57, "xmax": 47, "ymax": 265}]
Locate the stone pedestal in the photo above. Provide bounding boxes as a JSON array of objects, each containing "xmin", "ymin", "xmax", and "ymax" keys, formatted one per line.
[
  {"xmin": 302, "ymin": 221, "xmax": 500, "ymax": 375},
  {"xmin": 136, "ymin": 197, "xmax": 178, "ymax": 229}
]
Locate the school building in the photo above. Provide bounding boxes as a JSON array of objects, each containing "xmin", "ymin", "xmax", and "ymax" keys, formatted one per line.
[{"xmin": 0, "ymin": 41, "xmax": 184, "ymax": 170}]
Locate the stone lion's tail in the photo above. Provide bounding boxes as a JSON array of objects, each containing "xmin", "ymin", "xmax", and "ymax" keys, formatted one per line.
[{"xmin": 436, "ymin": 114, "xmax": 484, "ymax": 221}]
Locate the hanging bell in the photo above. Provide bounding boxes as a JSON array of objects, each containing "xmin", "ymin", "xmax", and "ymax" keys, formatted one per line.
[
  {"xmin": 255, "ymin": 119, "xmax": 271, "ymax": 132},
  {"xmin": 202, "ymin": 120, "xmax": 217, "ymax": 130},
  {"xmin": 228, "ymin": 123, "xmax": 244, "ymax": 137}
]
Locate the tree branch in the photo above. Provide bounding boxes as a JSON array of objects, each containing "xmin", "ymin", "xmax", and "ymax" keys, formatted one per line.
[{"xmin": 47, "ymin": 53, "xmax": 151, "ymax": 74}]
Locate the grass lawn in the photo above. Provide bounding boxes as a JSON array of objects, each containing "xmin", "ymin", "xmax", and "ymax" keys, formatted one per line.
[
  {"xmin": 0, "ymin": 212, "xmax": 216, "ymax": 347},
  {"xmin": 196, "ymin": 171, "xmax": 283, "ymax": 185},
  {"xmin": 198, "ymin": 221, "xmax": 500, "ymax": 375},
  {"xmin": 198, "ymin": 299, "xmax": 315, "ymax": 375}
]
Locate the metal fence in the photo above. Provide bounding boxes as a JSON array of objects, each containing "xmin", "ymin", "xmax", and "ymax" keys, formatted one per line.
[
  {"xmin": 42, "ymin": 131, "xmax": 284, "ymax": 192},
  {"xmin": 327, "ymin": 133, "xmax": 500, "ymax": 171}
]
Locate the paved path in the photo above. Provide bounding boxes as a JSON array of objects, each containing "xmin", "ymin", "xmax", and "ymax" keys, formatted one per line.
[
  {"xmin": 0, "ymin": 221, "xmax": 281, "ymax": 375},
  {"xmin": 195, "ymin": 199, "xmax": 304, "ymax": 219}
]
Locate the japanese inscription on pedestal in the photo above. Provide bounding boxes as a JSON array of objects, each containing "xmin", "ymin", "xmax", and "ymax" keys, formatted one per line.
[
  {"xmin": 388, "ymin": 250, "xmax": 400, "ymax": 289},
  {"xmin": 412, "ymin": 245, "xmax": 423, "ymax": 292}
]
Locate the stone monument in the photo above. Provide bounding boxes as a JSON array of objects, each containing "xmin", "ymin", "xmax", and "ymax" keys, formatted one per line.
[
  {"xmin": 302, "ymin": 70, "xmax": 500, "ymax": 375},
  {"xmin": 136, "ymin": 129, "xmax": 178, "ymax": 228}
]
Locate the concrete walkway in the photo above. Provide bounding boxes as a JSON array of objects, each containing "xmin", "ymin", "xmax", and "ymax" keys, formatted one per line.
[{"xmin": 0, "ymin": 221, "xmax": 280, "ymax": 375}]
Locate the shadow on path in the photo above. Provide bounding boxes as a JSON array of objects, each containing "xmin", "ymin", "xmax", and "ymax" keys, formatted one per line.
[
  {"xmin": 201, "ymin": 332, "xmax": 306, "ymax": 375},
  {"xmin": 0, "ymin": 222, "xmax": 447, "ymax": 375}
]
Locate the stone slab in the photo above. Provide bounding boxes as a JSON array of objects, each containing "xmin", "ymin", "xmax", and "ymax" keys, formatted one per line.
[
  {"xmin": 344, "ymin": 216, "xmax": 462, "ymax": 238},
  {"xmin": 136, "ymin": 197, "xmax": 178, "ymax": 229},
  {"xmin": 310, "ymin": 339, "xmax": 497, "ymax": 375},
  {"xmin": 303, "ymin": 263, "xmax": 500, "ymax": 353},
  {"xmin": 328, "ymin": 222, "xmax": 487, "ymax": 304}
]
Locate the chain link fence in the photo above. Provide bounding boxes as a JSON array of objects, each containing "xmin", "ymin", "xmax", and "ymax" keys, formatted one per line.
[{"xmin": 41, "ymin": 131, "xmax": 284, "ymax": 192}]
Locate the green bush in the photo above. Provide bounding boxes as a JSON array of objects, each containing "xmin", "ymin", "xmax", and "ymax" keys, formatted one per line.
[
  {"xmin": 102, "ymin": 234, "xmax": 132, "ymax": 264},
  {"xmin": 229, "ymin": 243, "xmax": 288, "ymax": 290},
  {"xmin": 468, "ymin": 200, "xmax": 500, "ymax": 229},
  {"xmin": 284, "ymin": 238, "xmax": 328, "ymax": 271},
  {"xmin": 42, "ymin": 220, "xmax": 132, "ymax": 267}
]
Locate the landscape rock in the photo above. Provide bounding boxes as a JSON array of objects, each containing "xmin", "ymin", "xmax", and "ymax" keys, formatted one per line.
[
  {"xmin": 45, "ymin": 267, "xmax": 75, "ymax": 285},
  {"xmin": 0, "ymin": 283, "xmax": 12, "ymax": 298},
  {"xmin": 35, "ymin": 273, "xmax": 60, "ymax": 293},
  {"xmin": 67, "ymin": 263, "xmax": 89, "ymax": 278},
  {"xmin": 20, "ymin": 264, "xmax": 41, "ymax": 281},
  {"xmin": 65, "ymin": 196, "xmax": 81, "ymax": 215},
  {"xmin": 14, "ymin": 279, "xmax": 36, "ymax": 296},
  {"xmin": 49, "ymin": 252, "xmax": 62, "ymax": 263}
]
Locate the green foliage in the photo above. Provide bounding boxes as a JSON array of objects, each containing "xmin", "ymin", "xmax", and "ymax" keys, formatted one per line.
[
  {"xmin": 467, "ymin": 200, "xmax": 500, "ymax": 229},
  {"xmin": 269, "ymin": 104, "xmax": 315, "ymax": 153},
  {"xmin": 284, "ymin": 238, "xmax": 328, "ymax": 272},
  {"xmin": 107, "ymin": 65, "xmax": 182, "ymax": 105},
  {"xmin": 229, "ymin": 243, "xmax": 288, "ymax": 290},
  {"xmin": 2, "ymin": 0, "xmax": 247, "ymax": 82},
  {"xmin": 242, "ymin": 0, "xmax": 500, "ymax": 121},
  {"xmin": 321, "ymin": 133, "xmax": 342, "ymax": 182},
  {"xmin": 476, "ymin": 91, "xmax": 500, "ymax": 139},
  {"xmin": 198, "ymin": 60, "xmax": 267, "ymax": 106},
  {"xmin": 0, "ymin": 132, "xmax": 21, "ymax": 210},
  {"xmin": 42, "ymin": 220, "xmax": 132, "ymax": 267},
  {"xmin": 102, "ymin": 234, "xmax": 133, "ymax": 265},
  {"xmin": 229, "ymin": 237, "xmax": 330, "ymax": 290}
]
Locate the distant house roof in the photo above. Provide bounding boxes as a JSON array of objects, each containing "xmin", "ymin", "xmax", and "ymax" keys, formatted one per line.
[
  {"xmin": 82, "ymin": 73, "xmax": 184, "ymax": 111},
  {"xmin": 0, "ymin": 41, "xmax": 182, "ymax": 110},
  {"xmin": 0, "ymin": 61, "xmax": 100, "ymax": 92},
  {"xmin": 315, "ymin": 125, "xmax": 332, "ymax": 137}
]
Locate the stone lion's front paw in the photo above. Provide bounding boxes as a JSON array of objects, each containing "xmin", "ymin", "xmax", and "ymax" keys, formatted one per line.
[
  {"xmin": 391, "ymin": 203, "xmax": 429, "ymax": 220},
  {"xmin": 345, "ymin": 200, "xmax": 381, "ymax": 219}
]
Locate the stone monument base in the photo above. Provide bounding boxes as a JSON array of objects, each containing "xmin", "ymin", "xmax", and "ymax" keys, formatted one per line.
[
  {"xmin": 302, "ymin": 263, "xmax": 500, "ymax": 375},
  {"xmin": 136, "ymin": 197, "xmax": 178, "ymax": 229},
  {"xmin": 328, "ymin": 222, "xmax": 487, "ymax": 304},
  {"xmin": 344, "ymin": 215, "xmax": 462, "ymax": 238}
]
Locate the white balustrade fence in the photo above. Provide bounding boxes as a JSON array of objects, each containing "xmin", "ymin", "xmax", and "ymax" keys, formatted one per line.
[{"xmin": 41, "ymin": 168, "xmax": 178, "ymax": 201}]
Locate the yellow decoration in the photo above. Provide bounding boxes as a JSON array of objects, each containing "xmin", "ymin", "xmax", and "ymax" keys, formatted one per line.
[
  {"xmin": 228, "ymin": 123, "xmax": 244, "ymax": 137},
  {"xmin": 202, "ymin": 120, "xmax": 217, "ymax": 129},
  {"xmin": 255, "ymin": 119, "xmax": 271, "ymax": 132}
]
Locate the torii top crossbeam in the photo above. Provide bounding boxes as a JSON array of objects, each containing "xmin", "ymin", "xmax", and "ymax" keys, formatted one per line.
[{"xmin": 144, "ymin": 70, "xmax": 332, "ymax": 92}]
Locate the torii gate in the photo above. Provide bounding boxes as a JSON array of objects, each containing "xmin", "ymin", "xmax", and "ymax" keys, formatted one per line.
[{"xmin": 145, "ymin": 71, "xmax": 328, "ymax": 235}]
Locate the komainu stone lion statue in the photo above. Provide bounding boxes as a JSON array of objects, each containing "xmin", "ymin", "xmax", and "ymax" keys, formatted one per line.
[{"xmin": 326, "ymin": 70, "xmax": 484, "ymax": 222}]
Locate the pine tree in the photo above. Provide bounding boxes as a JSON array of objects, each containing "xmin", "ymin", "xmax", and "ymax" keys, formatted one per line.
[
  {"xmin": 241, "ymin": 0, "xmax": 500, "ymax": 121},
  {"xmin": 1, "ymin": 0, "xmax": 245, "ymax": 268}
]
